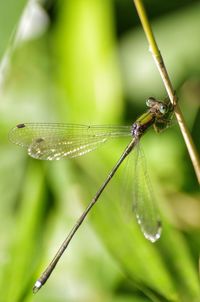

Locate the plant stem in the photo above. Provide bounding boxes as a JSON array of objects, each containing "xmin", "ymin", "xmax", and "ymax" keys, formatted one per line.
[{"xmin": 133, "ymin": 0, "xmax": 200, "ymax": 184}]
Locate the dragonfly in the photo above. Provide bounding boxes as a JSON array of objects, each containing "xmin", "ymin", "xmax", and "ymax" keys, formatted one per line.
[{"xmin": 9, "ymin": 97, "xmax": 173, "ymax": 293}]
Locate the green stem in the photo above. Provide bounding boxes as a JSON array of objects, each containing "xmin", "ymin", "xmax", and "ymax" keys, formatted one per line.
[{"xmin": 133, "ymin": 0, "xmax": 200, "ymax": 184}]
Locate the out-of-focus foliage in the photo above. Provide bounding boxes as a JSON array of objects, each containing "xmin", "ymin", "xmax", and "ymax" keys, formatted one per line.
[{"xmin": 0, "ymin": 1, "xmax": 199, "ymax": 302}]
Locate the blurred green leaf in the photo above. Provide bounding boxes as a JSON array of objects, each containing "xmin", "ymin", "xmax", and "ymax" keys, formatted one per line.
[
  {"xmin": 0, "ymin": 0, "xmax": 27, "ymax": 59},
  {"xmin": 0, "ymin": 161, "xmax": 46, "ymax": 302},
  {"xmin": 53, "ymin": 0, "xmax": 123, "ymax": 123}
]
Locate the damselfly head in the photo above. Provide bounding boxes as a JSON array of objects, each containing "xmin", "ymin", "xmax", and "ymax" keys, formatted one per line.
[
  {"xmin": 146, "ymin": 97, "xmax": 156, "ymax": 108},
  {"xmin": 146, "ymin": 97, "xmax": 169, "ymax": 115},
  {"xmin": 159, "ymin": 103, "xmax": 168, "ymax": 114}
]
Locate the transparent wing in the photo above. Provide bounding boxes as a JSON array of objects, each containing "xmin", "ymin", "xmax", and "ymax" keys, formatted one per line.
[
  {"xmin": 133, "ymin": 143, "xmax": 161, "ymax": 242},
  {"xmin": 9, "ymin": 123, "xmax": 131, "ymax": 160}
]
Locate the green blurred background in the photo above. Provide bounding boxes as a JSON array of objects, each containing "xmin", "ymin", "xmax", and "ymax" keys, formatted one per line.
[{"xmin": 0, "ymin": 0, "xmax": 199, "ymax": 301}]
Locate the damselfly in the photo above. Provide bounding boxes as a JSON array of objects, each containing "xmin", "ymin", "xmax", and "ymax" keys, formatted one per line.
[{"xmin": 9, "ymin": 97, "xmax": 173, "ymax": 293}]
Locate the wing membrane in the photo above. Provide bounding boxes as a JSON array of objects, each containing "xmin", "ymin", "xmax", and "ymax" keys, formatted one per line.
[
  {"xmin": 9, "ymin": 123, "xmax": 131, "ymax": 160},
  {"xmin": 133, "ymin": 144, "xmax": 161, "ymax": 242}
]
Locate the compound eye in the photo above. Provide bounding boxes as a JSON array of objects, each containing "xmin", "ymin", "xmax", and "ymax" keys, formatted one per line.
[
  {"xmin": 146, "ymin": 97, "xmax": 156, "ymax": 107},
  {"xmin": 160, "ymin": 104, "xmax": 167, "ymax": 114}
]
